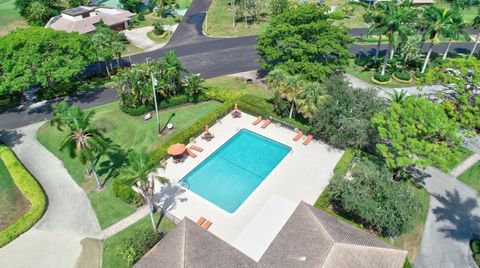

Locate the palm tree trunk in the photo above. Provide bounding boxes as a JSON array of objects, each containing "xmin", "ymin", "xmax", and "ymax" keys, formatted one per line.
[
  {"xmin": 389, "ymin": 47, "xmax": 394, "ymax": 59},
  {"xmin": 85, "ymin": 164, "xmax": 91, "ymax": 178},
  {"xmin": 289, "ymin": 101, "xmax": 294, "ymax": 118},
  {"xmin": 443, "ymin": 39, "xmax": 452, "ymax": 60},
  {"xmin": 402, "ymin": 53, "xmax": 409, "ymax": 72},
  {"xmin": 146, "ymin": 195, "xmax": 156, "ymax": 231},
  {"xmin": 374, "ymin": 35, "xmax": 382, "ymax": 63},
  {"xmin": 421, "ymin": 43, "xmax": 434, "ymax": 74},
  {"xmin": 380, "ymin": 43, "xmax": 391, "ymax": 76},
  {"xmin": 90, "ymin": 161, "xmax": 102, "ymax": 190},
  {"xmin": 470, "ymin": 33, "xmax": 480, "ymax": 57},
  {"xmin": 105, "ymin": 62, "xmax": 110, "ymax": 77}
]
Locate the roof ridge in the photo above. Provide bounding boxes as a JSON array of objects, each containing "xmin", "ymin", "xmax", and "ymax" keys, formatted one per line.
[
  {"xmin": 333, "ymin": 242, "xmax": 408, "ymax": 252},
  {"xmin": 304, "ymin": 203, "xmax": 335, "ymax": 243}
]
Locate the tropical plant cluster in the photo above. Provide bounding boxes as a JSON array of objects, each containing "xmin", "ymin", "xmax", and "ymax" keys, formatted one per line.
[
  {"xmin": 119, "ymin": 228, "xmax": 163, "ymax": 265},
  {"xmin": 363, "ymin": 0, "xmax": 480, "ymax": 82},
  {"xmin": 114, "ymin": 51, "xmax": 206, "ymax": 116},
  {"xmin": 0, "ymin": 145, "xmax": 47, "ymax": 248},
  {"xmin": 329, "ymin": 159, "xmax": 420, "ymax": 237},
  {"xmin": 91, "ymin": 24, "xmax": 128, "ymax": 77},
  {"xmin": 14, "ymin": 0, "xmax": 60, "ymax": 25}
]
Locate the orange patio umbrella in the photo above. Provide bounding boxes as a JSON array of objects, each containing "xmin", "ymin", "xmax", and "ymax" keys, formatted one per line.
[{"xmin": 167, "ymin": 143, "xmax": 186, "ymax": 156}]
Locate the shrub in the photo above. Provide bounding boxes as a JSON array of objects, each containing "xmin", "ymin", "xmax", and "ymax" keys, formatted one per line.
[
  {"xmin": 475, "ymin": 253, "xmax": 480, "ymax": 266},
  {"xmin": 137, "ymin": 13, "xmax": 145, "ymax": 21},
  {"xmin": 403, "ymin": 258, "xmax": 412, "ymax": 268},
  {"xmin": 0, "ymin": 145, "xmax": 47, "ymax": 247},
  {"xmin": 120, "ymin": 104, "xmax": 154, "ymax": 116},
  {"xmin": 153, "ymin": 21, "xmax": 164, "ymax": 35},
  {"xmin": 373, "ymin": 72, "xmax": 391, "ymax": 82},
  {"xmin": 342, "ymin": 5, "xmax": 353, "ymax": 14},
  {"xmin": 329, "ymin": 11, "xmax": 346, "ymax": 20},
  {"xmin": 119, "ymin": 228, "xmax": 163, "ymax": 265},
  {"xmin": 329, "ymin": 159, "xmax": 420, "ymax": 237},
  {"xmin": 112, "ymin": 179, "xmax": 142, "ymax": 206},
  {"xmin": 471, "ymin": 239, "xmax": 480, "ymax": 254},
  {"xmin": 393, "ymin": 71, "xmax": 412, "ymax": 82},
  {"xmin": 414, "ymin": 70, "xmax": 424, "ymax": 79}
]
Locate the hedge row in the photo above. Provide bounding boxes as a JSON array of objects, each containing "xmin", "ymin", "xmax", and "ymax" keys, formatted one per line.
[
  {"xmin": 148, "ymin": 87, "xmax": 311, "ymax": 165},
  {"xmin": 0, "ymin": 145, "xmax": 47, "ymax": 248}
]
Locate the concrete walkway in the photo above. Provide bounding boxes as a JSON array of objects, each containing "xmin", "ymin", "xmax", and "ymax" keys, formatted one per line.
[
  {"xmin": 0, "ymin": 122, "xmax": 103, "ymax": 268},
  {"xmin": 413, "ymin": 166, "xmax": 480, "ymax": 268},
  {"xmin": 449, "ymin": 153, "xmax": 480, "ymax": 178},
  {"xmin": 102, "ymin": 206, "xmax": 148, "ymax": 239}
]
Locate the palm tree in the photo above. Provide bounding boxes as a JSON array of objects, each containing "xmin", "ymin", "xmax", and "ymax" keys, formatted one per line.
[
  {"xmin": 281, "ymin": 74, "xmax": 303, "ymax": 118},
  {"xmin": 421, "ymin": 5, "xmax": 457, "ymax": 73},
  {"xmin": 442, "ymin": 8, "xmax": 469, "ymax": 60},
  {"xmin": 388, "ymin": 89, "xmax": 408, "ymax": 103},
  {"xmin": 364, "ymin": 3, "xmax": 388, "ymax": 64},
  {"xmin": 183, "ymin": 74, "xmax": 205, "ymax": 103},
  {"xmin": 58, "ymin": 106, "xmax": 110, "ymax": 190},
  {"xmin": 265, "ymin": 68, "xmax": 288, "ymax": 91},
  {"xmin": 163, "ymin": 51, "xmax": 187, "ymax": 92},
  {"xmin": 399, "ymin": 35, "xmax": 421, "ymax": 71},
  {"xmin": 470, "ymin": 11, "xmax": 480, "ymax": 57},
  {"xmin": 123, "ymin": 148, "xmax": 169, "ymax": 230},
  {"xmin": 296, "ymin": 82, "xmax": 325, "ymax": 119},
  {"xmin": 376, "ymin": 0, "xmax": 416, "ymax": 75}
]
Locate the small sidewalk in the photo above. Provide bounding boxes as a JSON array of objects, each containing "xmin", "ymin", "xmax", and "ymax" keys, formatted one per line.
[
  {"xmin": 449, "ymin": 153, "xmax": 480, "ymax": 178},
  {"xmin": 102, "ymin": 206, "xmax": 149, "ymax": 239}
]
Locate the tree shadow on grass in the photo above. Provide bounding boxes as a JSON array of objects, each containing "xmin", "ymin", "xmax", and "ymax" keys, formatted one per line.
[
  {"xmin": 432, "ymin": 190, "xmax": 480, "ymax": 241},
  {"xmin": 96, "ymin": 144, "xmax": 127, "ymax": 187}
]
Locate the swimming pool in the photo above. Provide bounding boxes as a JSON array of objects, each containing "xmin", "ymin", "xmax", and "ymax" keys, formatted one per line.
[{"xmin": 179, "ymin": 129, "xmax": 291, "ymax": 213}]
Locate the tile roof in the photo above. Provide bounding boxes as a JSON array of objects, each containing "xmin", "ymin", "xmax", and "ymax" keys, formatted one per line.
[{"xmin": 134, "ymin": 202, "xmax": 407, "ymax": 268}]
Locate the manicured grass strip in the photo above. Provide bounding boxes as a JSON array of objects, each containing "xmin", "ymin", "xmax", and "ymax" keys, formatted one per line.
[
  {"xmin": 206, "ymin": 76, "xmax": 272, "ymax": 99},
  {"xmin": 0, "ymin": 158, "xmax": 30, "ymax": 231},
  {"xmin": 459, "ymin": 161, "xmax": 480, "ymax": 192},
  {"xmin": 102, "ymin": 214, "xmax": 175, "ymax": 268},
  {"xmin": 0, "ymin": 145, "xmax": 47, "ymax": 248}
]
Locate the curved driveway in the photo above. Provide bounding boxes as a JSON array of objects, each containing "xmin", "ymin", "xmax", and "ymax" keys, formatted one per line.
[{"xmin": 0, "ymin": 123, "xmax": 102, "ymax": 268}]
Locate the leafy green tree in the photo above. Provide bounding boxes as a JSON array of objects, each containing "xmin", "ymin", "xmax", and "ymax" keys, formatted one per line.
[
  {"xmin": 153, "ymin": 20, "xmax": 165, "ymax": 35},
  {"xmin": 310, "ymin": 75, "xmax": 386, "ymax": 149},
  {"xmin": 363, "ymin": 2, "xmax": 389, "ymax": 64},
  {"xmin": 183, "ymin": 74, "xmax": 205, "ymax": 103},
  {"xmin": 256, "ymin": 4, "xmax": 353, "ymax": 81},
  {"xmin": 270, "ymin": 0, "xmax": 289, "ymax": 16},
  {"xmin": 236, "ymin": 0, "xmax": 266, "ymax": 22},
  {"xmin": 329, "ymin": 159, "xmax": 420, "ymax": 237},
  {"xmin": 91, "ymin": 23, "xmax": 126, "ymax": 75},
  {"xmin": 441, "ymin": 7, "xmax": 469, "ymax": 60},
  {"xmin": 52, "ymin": 102, "xmax": 110, "ymax": 190},
  {"xmin": 420, "ymin": 5, "xmax": 458, "ymax": 73},
  {"xmin": 0, "ymin": 27, "xmax": 95, "ymax": 97},
  {"xmin": 122, "ymin": 148, "xmax": 168, "ymax": 230},
  {"xmin": 15, "ymin": 0, "xmax": 59, "ymax": 25},
  {"xmin": 120, "ymin": 0, "xmax": 142, "ymax": 12},
  {"xmin": 163, "ymin": 50, "xmax": 186, "ymax": 91},
  {"xmin": 68, "ymin": 0, "xmax": 88, "ymax": 7},
  {"xmin": 470, "ymin": 11, "xmax": 480, "ymax": 57},
  {"xmin": 372, "ymin": 97, "xmax": 461, "ymax": 177}
]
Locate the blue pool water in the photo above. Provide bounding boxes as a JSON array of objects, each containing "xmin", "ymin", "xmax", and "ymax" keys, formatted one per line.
[{"xmin": 179, "ymin": 129, "xmax": 291, "ymax": 213}]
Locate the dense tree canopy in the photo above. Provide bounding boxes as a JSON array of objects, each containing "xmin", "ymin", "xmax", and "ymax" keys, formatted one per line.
[
  {"xmin": 0, "ymin": 27, "xmax": 95, "ymax": 96},
  {"xmin": 256, "ymin": 4, "xmax": 353, "ymax": 81},
  {"xmin": 15, "ymin": 0, "xmax": 59, "ymax": 25},
  {"xmin": 329, "ymin": 159, "xmax": 420, "ymax": 237},
  {"xmin": 120, "ymin": 0, "xmax": 142, "ymax": 12},
  {"xmin": 310, "ymin": 75, "xmax": 387, "ymax": 149},
  {"xmin": 372, "ymin": 97, "xmax": 462, "ymax": 173}
]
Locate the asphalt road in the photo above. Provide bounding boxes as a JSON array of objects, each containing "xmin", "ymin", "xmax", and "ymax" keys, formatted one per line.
[{"xmin": 1, "ymin": 0, "xmax": 479, "ymax": 130}]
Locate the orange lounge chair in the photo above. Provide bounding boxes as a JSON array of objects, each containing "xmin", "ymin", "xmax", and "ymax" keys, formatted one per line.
[
  {"xmin": 293, "ymin": 131, "xmax": 303, "ymax": 141},
  {"xmin": 202, "ymin": 220, "xmax": 212, "ymax": 230},
  {"xmin": 187, "ymin": 149, "xmax": 197, "ymax": 158},
  {"xmin": 252, "ymin": 116, "xmax": 262, "ymax": 125},
  {"xmin": 196, "ymin": 217, "xmax": 206, "ymax": 225},
  {"xmin": 303, "ymin": 135, "xmax": 313, "ymax": 145},
  {"xmin": 261, "ymin": 119, "xmax": 271, "ymax": 129},
  {"xmin": 190, "ymin": 145, "xmax": 203, "ymax": 152}
]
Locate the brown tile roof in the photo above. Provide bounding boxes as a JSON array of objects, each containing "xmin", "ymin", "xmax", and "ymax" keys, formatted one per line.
[{"xmin": 134, "ymin": 202, "xmax": 407, "ymax": 268}]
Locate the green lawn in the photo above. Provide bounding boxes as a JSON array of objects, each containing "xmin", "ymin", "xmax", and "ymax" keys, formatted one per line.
[
  {"xmin": 205, "ymin": 0, "xmax": 269, "ymax": 37},
  {"xmin": 0, "ymin": 158, "xmax": 30, "ymax": 231},
  {"xmin": 37, "ymin": 101, "xmax": 222, "ymax": 228},
  {"xmin": 206, "ymin": 76, "xmax": 272, "ymax": 99},
  {"xmin": 132, "ymin": 14, "xmax": 181, "ymax": 29},
  {"xmin": 0, "ymin": 0, "xmax": 26, "ymax": 36},
  {"xmin": 102, "ymin": 214, "xmax": 175, "ymax": 268},
  {"xmin": 124, "ymin": 43, "xmax": 144, "ymax": 56},
  {"xmin": 146, "ymin": 31, "xmax": 171, "ymax": 43},
  {"xmin": 459, "ymin": 161, "xmax": 480, "ymax": 192}
]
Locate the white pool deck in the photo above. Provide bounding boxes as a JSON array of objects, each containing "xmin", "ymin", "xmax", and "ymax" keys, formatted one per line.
[{"xmin": 153, "ymin": 112, "xmax": 343, "ymax": 260}]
